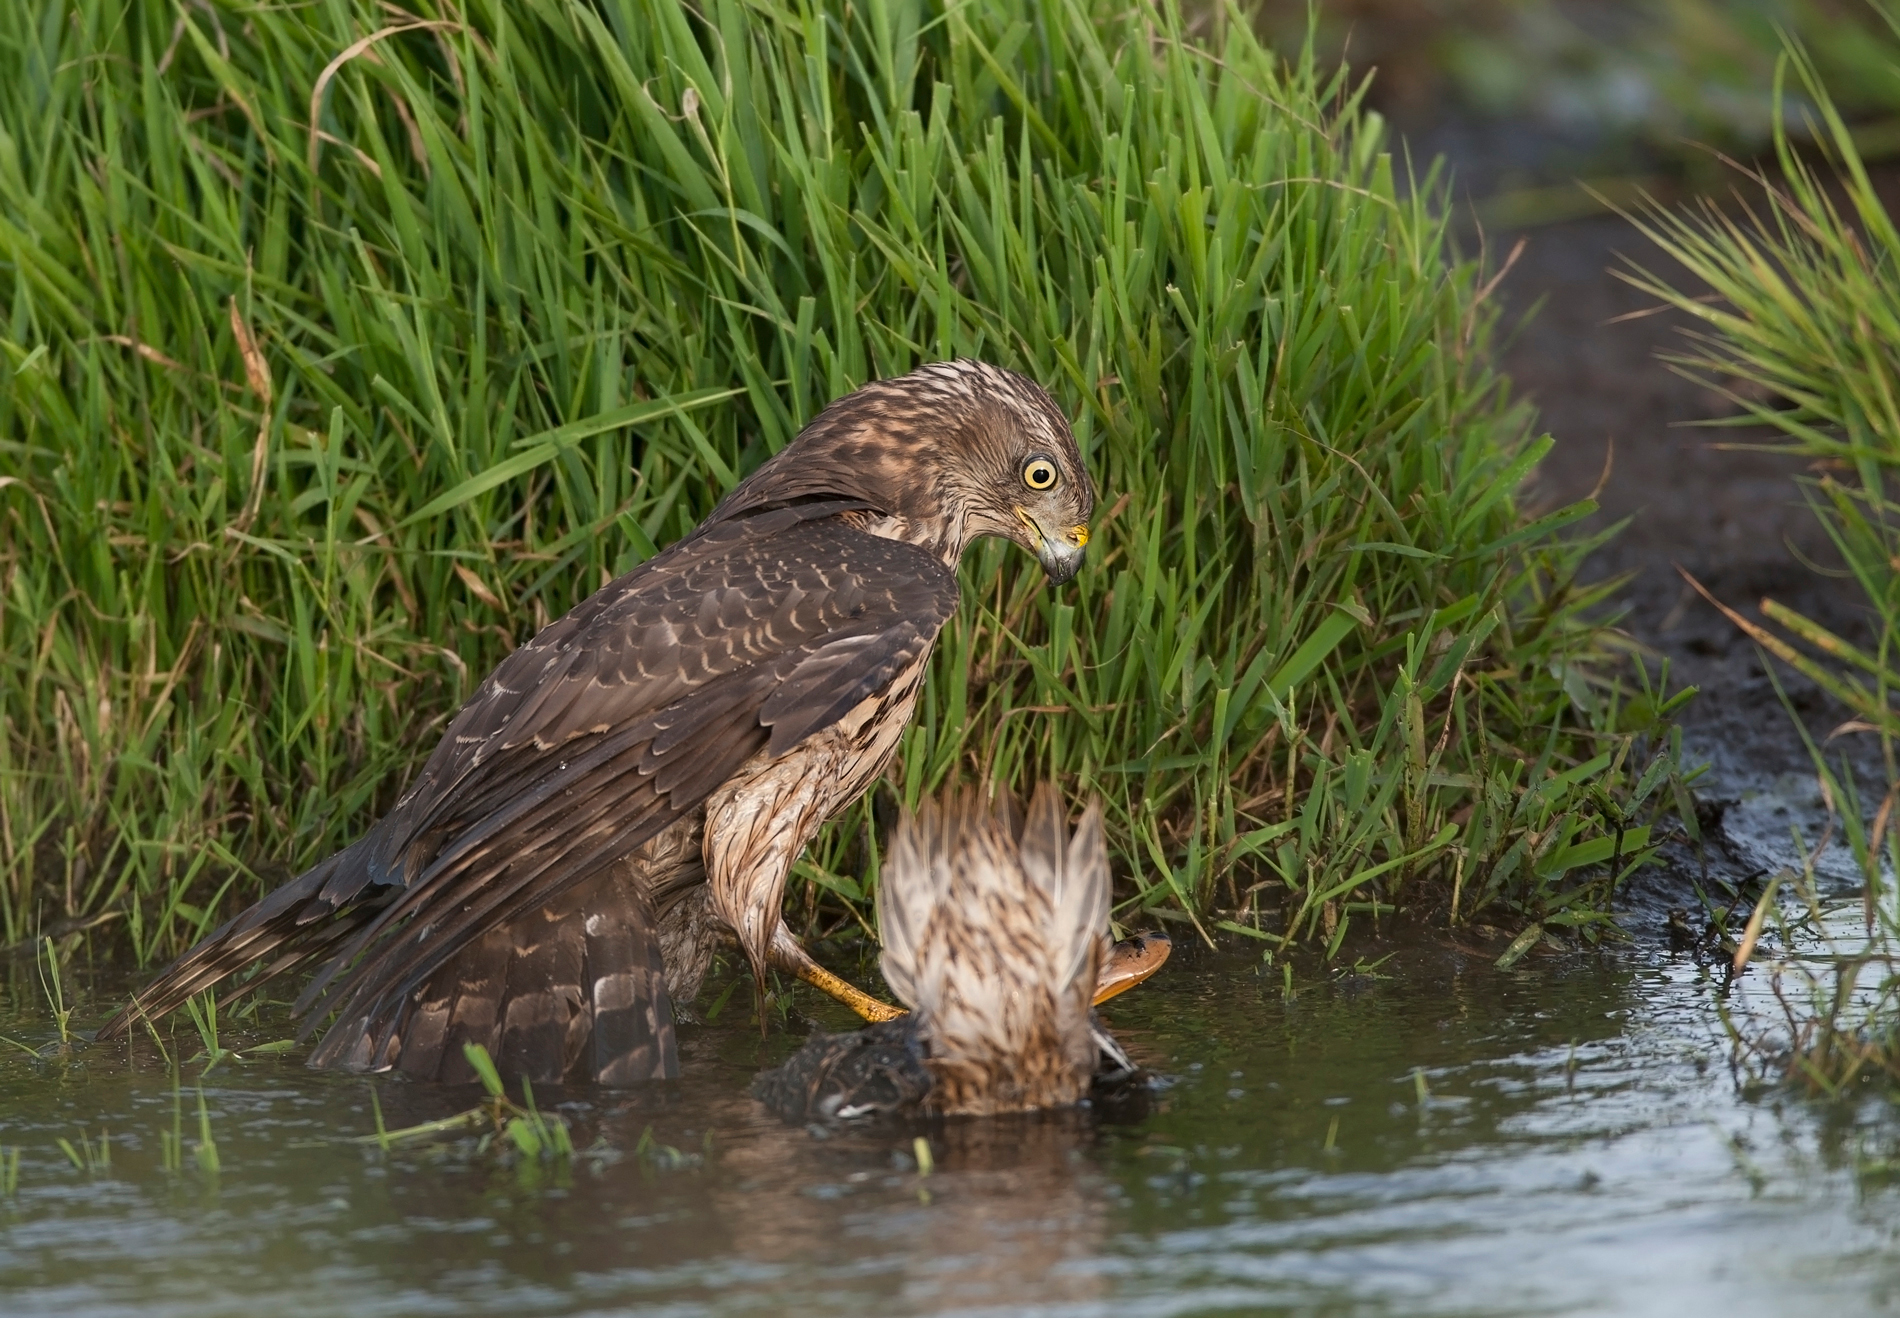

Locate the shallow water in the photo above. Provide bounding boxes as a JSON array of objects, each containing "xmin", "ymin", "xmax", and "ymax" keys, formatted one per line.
[{"xmin": 2, "ymin": 934, "xmax": 1898, "ymax": 1318}]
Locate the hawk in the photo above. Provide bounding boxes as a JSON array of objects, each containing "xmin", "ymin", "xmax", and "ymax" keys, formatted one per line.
[
  {"xmin": 752, "ymin": 786, "xmax": 1165, "ymax": 1120},
  {"xmin": 98, "ymin": 360, "xmax": 1094, "ymax": 1085}
]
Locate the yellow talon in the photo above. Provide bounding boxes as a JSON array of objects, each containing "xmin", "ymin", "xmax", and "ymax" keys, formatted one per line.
[
  {"xmin": 793, "ymin": 960, "xmax": 906, "ymax": 1022},
  {"xmin": 789, "ymin": 927, "xmax": 1169, "ymax": 1022}
]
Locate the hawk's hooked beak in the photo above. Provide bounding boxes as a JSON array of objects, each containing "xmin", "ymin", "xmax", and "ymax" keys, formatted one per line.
[{"xmin": 1017, "ymin": 508, "xmax": 1088, "ymax": 585}]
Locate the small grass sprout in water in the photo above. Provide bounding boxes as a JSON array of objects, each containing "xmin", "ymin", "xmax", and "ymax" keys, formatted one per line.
[
  {"xmin": 157, "ymin": 1075, "xmax": 221, "ymax": 1175},
  {"xmin": 182, "ymin": 992, "xmax": 231, "ymax": 1076},
  {"xmin": 173, "ymin": 990, "xmax": 297, "ymax": 1073},
  {"xmin": 1, "ymin": 937, "xmax": 82, "ymax": 1058},
  {"xmin": 632, "ymin": 1125, "xmax": 701, "ymax": 1172},
  {"xmin": 141, "ymin": 1021, "xmax": 221, "ymax": 1177},
  {"xmin": 56, "ymin": 1129, "xmax": 110, "ymax": 1174},
  {"xmin": 360, "ymin": 1045, "xmax": 576, "ymax": 1164},
  {"xmin": 38, "ymin": 937, "xmax": 73, "ymax": 1048},
  {"xmin": 461, "ymin": 1043, "xmax": 573, "ymax": 1161},
  {"xmin": 1728, "ymin": 731, "xmax": 1900, "ymax": 1094}
]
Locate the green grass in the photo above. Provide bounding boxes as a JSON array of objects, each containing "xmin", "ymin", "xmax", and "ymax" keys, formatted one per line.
[
  {"xmin": 55, "ymin": 1128, "xmax": 112, "ymax": 1175},
  {"xmin": 1619, "ymin": 27, "xmax": 1900, "ymax": 1086},
  {"xmin": 361, "ymin": 1043, "xmax": 585, "ymax": 1164},
  {"xmin": 0, "ymin": 0, "xmax": 1673, "ymax": 974}
]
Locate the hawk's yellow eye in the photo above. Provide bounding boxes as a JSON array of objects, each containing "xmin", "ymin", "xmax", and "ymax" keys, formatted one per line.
[{"xmin": 1022, "ymin": 458, "xmax": 1058, "ymax": 490}]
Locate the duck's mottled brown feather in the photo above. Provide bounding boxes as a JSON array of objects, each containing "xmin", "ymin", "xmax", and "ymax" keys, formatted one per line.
[{"xmin": 757, "ymin": 787, "xmax": 1147, "ymax": 1121}]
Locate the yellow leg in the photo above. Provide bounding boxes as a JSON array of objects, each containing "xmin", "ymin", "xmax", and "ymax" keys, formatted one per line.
[
  {"xmin": 769, "ymin": 924, "xmax": 904, "ymax": 1021},
  {"xmin": 774, "ymin": 927, "xmax": 1170, "ymax": 1022},
  {"xmin": 792, "ymin": 960, "xmax": 905, "ymax": 1023}
]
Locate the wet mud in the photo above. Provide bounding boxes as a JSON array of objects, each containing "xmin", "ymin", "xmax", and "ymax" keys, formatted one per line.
[{"xmin": 1490, "ymin": 182, "xmax": 1891, "ymax": 917}]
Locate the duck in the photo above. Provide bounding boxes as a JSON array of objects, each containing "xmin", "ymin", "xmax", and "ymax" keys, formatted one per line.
[{"xmin": 753, "ymin": 786, "xmax": 1168, "ymax": 1120}]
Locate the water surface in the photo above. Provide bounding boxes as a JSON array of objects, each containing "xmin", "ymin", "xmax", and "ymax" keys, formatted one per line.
[{"xmin": 2, "ymin": 931, "xmax": 1897, "ymax": 1317}]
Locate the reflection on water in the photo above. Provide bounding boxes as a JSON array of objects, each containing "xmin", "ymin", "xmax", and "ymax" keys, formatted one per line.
[{"xmin": 1, "ymin": 938, "xmax": 1898, "ymax": 1317}]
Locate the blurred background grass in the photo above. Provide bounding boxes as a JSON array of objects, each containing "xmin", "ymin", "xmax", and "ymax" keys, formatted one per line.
[{"xmin": 1257, "ymin": 1, "xmax": 1900, "ymax": 163}]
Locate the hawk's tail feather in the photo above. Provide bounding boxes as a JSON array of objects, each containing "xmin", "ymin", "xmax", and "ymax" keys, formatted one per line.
[
  {"xmin": 300, "ymin": 693, "xmax": 769, "ymax": 1066},
  {"xmin": 286, "ymin": 722, "xmax": 671, "ymax": 1021},
  {"xmin": 295, "ymin": 735, "xmax": 653, "ymax": 1010},
  {"xmin": 215, "ymin": 904, "xmax": 385, "ymax": 1018},
  {"xmin": 93, "ymin": 842, "xmax": 387, "ymax": 1041},
  {"xmin": 293, "ymin": 681, "xmax": 766, "ymax": 1028},
  {"xmin": 300, "ymin": 740, "xmax": 684, "ymax": 1037},
  {"xmin": 312, "ymin": 865, "xmax": 678, "ymax": 1085}
]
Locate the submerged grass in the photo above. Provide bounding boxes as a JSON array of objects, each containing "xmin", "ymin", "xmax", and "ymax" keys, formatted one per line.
[
  {"xmin": 1620, "ymin": 23, "xmax": 1900, "ymax": 1086},
  {"xmin": 363, "ymin": 1042, "xmax": 577, "ymax": 1162},
  {"xmin": 0, "ymin": 0, "xmax": 1673, "ymax": 973},
  {"xmin": 56, "ymin": 1128, "xmax": 111, "ymax": 1175}
]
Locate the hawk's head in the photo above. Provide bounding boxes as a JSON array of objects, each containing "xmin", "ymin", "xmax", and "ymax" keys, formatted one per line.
[{"xmin": 714, "ymin": 360, "xmax": 1096, "ymax": 582}]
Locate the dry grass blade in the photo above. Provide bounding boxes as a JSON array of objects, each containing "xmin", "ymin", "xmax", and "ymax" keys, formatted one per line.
[
  {"xmin": 306, "ymin": 20, "xmax": 460, "ymax": 177},
  {"xmin": 228, "ymin": 297, "xmax": 272, "ymax": 535}
]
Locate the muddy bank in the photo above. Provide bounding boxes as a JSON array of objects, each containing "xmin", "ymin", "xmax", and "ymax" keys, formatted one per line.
[
  {"xmin": 1454, "ymin": 148, "xmax": 1892, "ymax": 903},
  {"xmin": 1389, "ymin": 109, "xmax": 1868, "ymax": 743},
  {"xmin": 1504, "ymin": 209, "xmax": 1858, "ymax": 751}
]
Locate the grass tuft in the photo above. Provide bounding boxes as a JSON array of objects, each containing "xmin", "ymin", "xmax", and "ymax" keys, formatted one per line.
[
  {"xmin": 35, "ymin": 937, "xmax": 72, "ymax": 1045},
  {"xmin": 1621, "ymin": 24, "xmax": 1900, "ymax": 1087},
  {"xmin": 358, "ymin": 1043, "xmax": 575, "ymax": 1159},
  {"xmin": 55, "ymin": 1129, "xmax": 110, "ymax": 1175},
  {"xmin": 0, "ymin": 0, "xmax": 1668, "ymax": 967}
]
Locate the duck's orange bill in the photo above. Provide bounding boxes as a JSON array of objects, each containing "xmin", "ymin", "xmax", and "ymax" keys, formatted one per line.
[{"xmin": 1092, "ymin": 930, "xmax": 1173, "ymax": 1005}]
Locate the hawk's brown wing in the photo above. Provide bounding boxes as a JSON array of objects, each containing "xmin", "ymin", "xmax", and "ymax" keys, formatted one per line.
[{"xmin": 99, "ymin": 505, "xmax": 958, "ymax": 1072}]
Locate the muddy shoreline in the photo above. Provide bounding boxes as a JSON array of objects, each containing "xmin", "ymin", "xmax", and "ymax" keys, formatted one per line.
[{"xmin": 1472, "ymin": 166, "xmax": 1889, "ymax": 920}]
